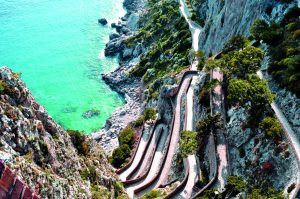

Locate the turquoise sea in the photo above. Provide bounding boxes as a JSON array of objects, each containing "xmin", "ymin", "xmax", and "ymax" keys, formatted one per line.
[{"xmin": 0, "ymin": 0, "xmax": 125, "ymax": 133}]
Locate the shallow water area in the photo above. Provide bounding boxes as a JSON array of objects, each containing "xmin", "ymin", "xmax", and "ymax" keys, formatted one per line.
[{"xmin": 0, "ymin": 0, "xmax": 126, "ymax": 133}]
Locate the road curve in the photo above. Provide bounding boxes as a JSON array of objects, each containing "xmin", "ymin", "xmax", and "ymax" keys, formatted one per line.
[{"xmin": 118, "ymin": 126, "xmax": 149, "ymax": 181}]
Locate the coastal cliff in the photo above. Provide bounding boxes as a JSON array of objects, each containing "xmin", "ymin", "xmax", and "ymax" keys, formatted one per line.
[{"xmin": 0, "ymin": 67, "xmax": 126, "ymax": 198}]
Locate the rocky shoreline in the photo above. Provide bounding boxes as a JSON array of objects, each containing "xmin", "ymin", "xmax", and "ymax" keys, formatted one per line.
[{"xmin": 91, "ymin": 0, "xmax": 146, "ymax": 153}]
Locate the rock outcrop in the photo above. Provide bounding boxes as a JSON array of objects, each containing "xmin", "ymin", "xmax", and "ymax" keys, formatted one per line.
[
  {"xmin": 98, "ymin": 18, "xmax": 108, "ymax": 25},
  {"xmin": 0, "ymin": 67, "xmax": 125, "ymax": 198},
  {"xmin": 195, "ymin": 0, "xmax": 298, "ymax": 54}
]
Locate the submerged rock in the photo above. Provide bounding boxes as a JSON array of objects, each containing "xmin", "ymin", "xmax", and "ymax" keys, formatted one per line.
[
  {"xmin": 98, "ymin": 18, "xmax": 108, "ymax": 25},
  {"xmin": 82, "ymin": 109, "xmax": 100, "ymax": 119}
]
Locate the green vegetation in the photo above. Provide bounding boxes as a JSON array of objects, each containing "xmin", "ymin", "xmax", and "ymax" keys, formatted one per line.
[
  {"xmin": 133, "ymin": 116, "xmax": 145, "ymax": 127},
  {"xmin": 221, "ymin": 46, "xmax": 264, "ymax": 78},
  {"xmin": 132, "ymin": 107, "xmax": 156, "ymax": 127},
  {"xmin": 67, "ymin": 130, "xmax": 90, "ymax": 156},
  {"xmin": 179, "ymin": 130, "xmax": 198, "ymax": 157},
  {"xmin": 198, "ymin": 79, "xmax": 219, "ymax": 107},
  {"xmin": 126, "ymin": 0, "xmax": 192, "ymax": 99},
  {"xmin": 227, "ymin": 74, "xmax": 275, "ymax": 109},
  {"xmin": 0, "ymin": 80, "xmax": 8, "ymax": 94},
  {"xmin": 223, "ymin": 34, "xmax": 250, "ymax": 53},
  {"xmin": 195, "ymin": 114, "xmax": 221, "ymax": 153},
  {"xmin": 111, "ymin": 144, "xmax": 131, "ymax": 168},
  {"xmin": 194, "ymin": 50, "xmax": 207, "ymax": 70},
  {"xmin": 111, "ymin": 107, "xmax": 156, "ymax": 168},
  {"xmin": 144, "ymin": 107, "xmax": 157, "ymax": 121},
  {"xmin": 140, "ymin": 189, "xmax": 166, "ymax": 199},
  {"xmin": 259, "ymin": 117, "xmax": 282, "ymax": 138},
  {"xmin": 119, "ymin": 126, "xmax": 135, "ymax": 148},
  {"xmin": 226, "ymin": 176, "xmax": 247, "ymax": 197},
  {"xmin": 250, "ymin": 8, "xmax": 300, "ymax": 96},
  {"xmin": 246, "ymin": 188, "xmax": 284, "ymax": 199},
  {"xmin": 111, "ymin": 126, "xmax": 137, "ymax": 168}
]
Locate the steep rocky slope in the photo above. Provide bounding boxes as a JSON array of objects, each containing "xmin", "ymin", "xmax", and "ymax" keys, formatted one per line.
[
  {"xmin": 0, "ymin": 67, "xmax": 125, "ymax": 198},
  {"xmin": 194, "ymin": 0, "xmax": 298, "ymax": 54}
]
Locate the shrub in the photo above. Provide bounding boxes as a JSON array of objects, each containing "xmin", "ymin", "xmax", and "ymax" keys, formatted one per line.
[
  {"xmin": 226, "ymin": 176, "xmax": 247, "ymax": 196},
  {"xmin": 227, "ymin": 74, "xmax": 275, "ymax": 114},
  {"xmin": 67, "ymin": 130, "xmax": 90, "ymax": 156},
  {"xmin": 262, "ymin": 162, "xmax": 274, "ymax": 173},
  {"xmin": 111, "ymin": 144, "xmax": 131, "ymax": 168},
  {"xmin": 179, "ymin": 131, "xmax": 198, "ymax": 157},
  {"xmin": 133, "ymin": 116, "xmax": 145, "ymax": 127},
  {"xmin": 223, "ymin": 35, "xmax": 249, "ymax": 53},
  {"xmin": 0, "ymin": 80, "xmax": 8, "ymax": 94},
  {"xmin": 259, "ymin": 117, "xmax": 281, "ymax": 138},
  {"xmin": 140, "ymin": 190, "xmax": 166, "ymax": 199},
  {"xmin": 221, "ymin": 46, "xmax": 264, "ymax": 78},
  {"xmin": 144, "ymin": 108, "xmax": 157, "ymax": 121},
  {"xmin": 250, "ymin": 19, "xmax": 269, "ymax": 41},
  {"xmin": 119, "ymin": 126, "xmax": 135, "ymax": 148}
]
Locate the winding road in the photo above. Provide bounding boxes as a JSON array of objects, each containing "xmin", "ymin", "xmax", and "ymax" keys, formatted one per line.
[{"xmin": 116, "ymin": 1, "xmax": 300, "ymax": 199}]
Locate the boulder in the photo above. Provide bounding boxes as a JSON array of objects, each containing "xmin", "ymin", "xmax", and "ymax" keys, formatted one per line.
[
  {"xmin": 98, "ymin": 18, "xmax": 108, "ymax": 25},
  {"xmin": 133, "ymin": 43, "xmax": 143, "ymax": 57},
  {"xmin": 120, "ymin": 27, "xmax": 131, "ymax": 35},
  {"xmin": 82, "ymin": 110, "xmax": 100, "ymax": 119},
  {"xmin": 105, "ymin": 39, "xmax": 123, "ymax": 56},
  {"xmin": 109, "ymin": 33, "xmax": 120, "ymax": 40},
  {"xmin": 122, "ymin": 48, "xmax": 134, "ymax": 59},
  {"xmin": 160, "ymin": 84, "xmax": 179, "ymax": 98}
]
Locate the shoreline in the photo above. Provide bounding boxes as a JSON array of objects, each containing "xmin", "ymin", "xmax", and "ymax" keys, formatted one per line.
[{"xmin": 91, "ymin": 0, "xmax": 145, "ymax": 153}]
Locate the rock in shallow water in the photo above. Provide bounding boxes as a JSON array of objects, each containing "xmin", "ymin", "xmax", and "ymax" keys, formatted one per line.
[
  {"xmin": 98, "ymin": 18, "xmax": 108, "ymax": 25},
  {"xmin": 82, "ymin": 110, "xmax": 100, "ymax": 119}
]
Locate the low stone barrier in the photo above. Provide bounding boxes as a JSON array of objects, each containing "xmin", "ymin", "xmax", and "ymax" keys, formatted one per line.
[{"xmin": 0, "ymin": 160, "xmax": 40, "ymax": 199}]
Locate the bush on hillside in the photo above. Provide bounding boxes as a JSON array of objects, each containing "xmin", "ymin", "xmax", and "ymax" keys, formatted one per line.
[
  {"xmin": 67, "ymin": 130, "xmax": 90, "ymax": 156},
  {"xmin": 144, "ymin": 108, "xmax": 157, "ymax": 121},
  {"xmin": 111, "ymin": 144, "xmax": 131, "ymax": 168},
  {"xmin": 223, "ymin": 35, "xmax": 249, "ymax": 53},
  {"xmin": 119, "ymin": 126, "xmax": 135, "ymax": 149},
  {"xmin": 259, "ymin": 117, "xmax": 281, "ymax": 138},
  {"xmin": 179, "ymin": 131, "xmax": 198, "ymax": 157}
]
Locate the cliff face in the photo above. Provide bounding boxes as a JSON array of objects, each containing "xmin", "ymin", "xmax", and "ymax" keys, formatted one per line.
[
  {"xmin": 0, "ymin": 67, "xmax": 123, "ymax": 198},
  {"xmin": 196, "ymin": 0, "xmax": 296, "ymax": 54}
]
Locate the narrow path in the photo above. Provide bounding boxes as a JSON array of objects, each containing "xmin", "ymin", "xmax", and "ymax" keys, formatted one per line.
[
  {"xmin": 211, "ymin": 68, "xmax": 229, "ymax": 191},
  {"xmin": 257, "ymin": 70, "xmax": 300, "ymax": 199},
  {"xmin": 130, "ymin": 124, "xmax": 164, "ymax": 180},
  {"xmin": 156, "ymin": 76, "xmax": 192, "ymax": 187},
  {"xmin": 119, "ymin": 128, "xmax": 150, "ymax": 181},
  {"xmin": 126, "ymin": 126, "xmax": 168, "ymax": 198},
  {"xmin": 178, "ymin": 75, "xmax": 198, "ymax": 199},
  {"xmin": 179, "ymin": 0, "xmax": 202, "ymax": 52}
]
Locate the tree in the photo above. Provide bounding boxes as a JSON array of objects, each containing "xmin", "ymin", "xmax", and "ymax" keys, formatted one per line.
[
  {"xmin": 67, "ymin": 130, "xmax": 90, "ymax": 156},
  {"xmin": 119, "ymin": 126, "xmax": 135, "ymax": 148},
  {"xmin": 226, "ymin": 176, "xmax": 247, "ymax": 197},
  {"xmin": 227, "ymin": 74, "xmax": 275, "ymax": 110},
  {"xmin": 223, "ymin": 46, "xmax": 264, "ymax": 78},
  {"xmin": 179, "ymin": 131, "xmax": 198, "ymax": 157},
  {"xmin": 250, "ymin": 19, "xmax": 282, "ymax": 46},
  {"xmin": 250, "ymin": 19, "xmax": 269, "ymax": 41},
  {"xmin": 144, "ymin": 108, "xmax": 157, "ymax": 121},
  {"xmin": 223, "ymin": 35, "xmax": 249, "ymax": 53},
  {"xmin": 111, "ymin": 144, "xmax": 131, "ymax": 168},
  {"xmin": 259, "ymin": 117, "xmax": 281, "ymax": 138},
  {"xmin": 194, "ymin": 50, "xmax": 206, "ymax": 70}
]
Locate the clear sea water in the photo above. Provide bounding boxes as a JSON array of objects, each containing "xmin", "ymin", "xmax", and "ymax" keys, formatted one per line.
[{"xmin": 0, "ymin": 0, "xmax": 125, "ymax": 133}]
